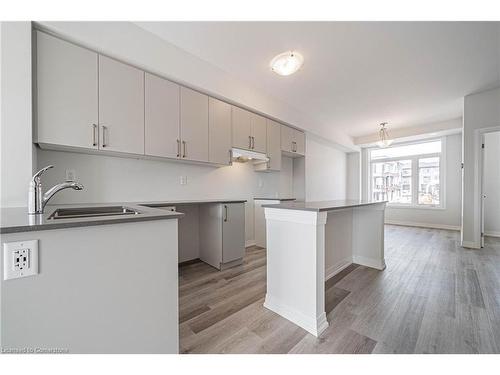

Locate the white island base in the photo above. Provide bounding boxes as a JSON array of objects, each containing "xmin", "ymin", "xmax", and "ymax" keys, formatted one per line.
[{"xmin": 263, "ymin": 201, "xmax": 386, "ymax": 337}]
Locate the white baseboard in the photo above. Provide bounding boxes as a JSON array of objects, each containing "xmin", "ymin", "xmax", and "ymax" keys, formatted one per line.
[
  {"xmin": 264, "ymin": 294, "xmax": 328, "ymax": 337},
  {"xmin": 325, "ymin": 258, "xmax": 352, "ymax": 281},
  {"xmin": 485, "ymin": 231, "xmax": 500, "ymax": 238},
  {"xmin": 385, "ymin": 220, "xmax": 460, "ymax": 231},
  {"xmin": 245, "ymin": 240, "xmax": 256, "ymax": 248},
  {"xmin": 461, "ymin": 241, "xmax": 481, "ymax": 249},
  {"xmin": 352, "ymin": 255, "xmax": 386, "ymax": 270}
]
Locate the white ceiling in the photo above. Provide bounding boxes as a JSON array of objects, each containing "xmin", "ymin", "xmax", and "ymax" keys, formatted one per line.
[{"xmin": 136, "ymin": 22, "xmax": 500, "ymax": 138}]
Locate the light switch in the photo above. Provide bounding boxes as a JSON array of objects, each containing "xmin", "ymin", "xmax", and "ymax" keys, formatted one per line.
[{"xmin": 3, "ymin": 240, "xmax": 39, "ymax": 280}]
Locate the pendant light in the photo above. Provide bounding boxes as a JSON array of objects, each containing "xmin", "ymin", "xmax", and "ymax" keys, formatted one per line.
[{"xmin": 376, "ymin": 122, "xmax": 393, "ymax": 148}]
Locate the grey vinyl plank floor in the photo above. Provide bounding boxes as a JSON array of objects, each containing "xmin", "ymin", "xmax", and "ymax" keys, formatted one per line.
[{"xmin": 178, "ymin": 225, "xmax": 500, "ymax": 354}]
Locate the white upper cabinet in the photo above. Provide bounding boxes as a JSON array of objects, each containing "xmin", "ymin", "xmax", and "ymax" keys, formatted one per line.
[
  {"xmin": 281, "ymin": 125, "xmax": 305, "ymax": 156},
  {"xmin": 231, "ymin": 106, "xmax": 267, "ymax": 153},
  {"xmin": 36, "ymin": 31, "xmax": 98, "ymax": 150},
  {"xmin": 281, "ymin": 125, "xmax": 294, "ymax": 153},
  {"xmin": 98, "ymin": 55, "xmax": 144, "ymax": 155},
  {"xmin": 209, "ymin": 98, "xmax": 232, "ymax": 165},
  {"xmin": 251, "ymin": 114, "xmax": 267, "ymax": 153},
  {"xmin": 266, "ymin": 119, "xmax": 282, "ymax": 171},
  {"xmin": 232, "ymin": 106, "xmax": 252, "ymax": 150},
  {"xmin": 293, "ymin": 129, "xmax": 305, "ymax": 155},
  {"xmin": 180, "ymin": 87, "xmax": 209, "ymax": 162},
  {"xmin": 145, "ymin": 73, "xmax": 180, "ymax": 159}
]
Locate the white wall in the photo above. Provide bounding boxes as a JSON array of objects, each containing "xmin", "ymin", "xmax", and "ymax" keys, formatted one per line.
[
  {"xmin": 484, "ymin": 131, "xmax": 500, "ymax": 236},
  {"xmin": 463, "ymin": 87, "xmax": 500, "ymax": 247},
  {"xmin": 346, "ymin": 152, "xmax": 361, "ymax": 200},
  {"xmin": 0, "ymin": 22, "xmax": 35, "ymax": 208},
  {"xmin": 305, "ymin": 134, "xmax": 347, "ymax": 201},
  {"xmin": 37, "ymin": 150, "xmax": 294, "ymax": 243},
  {"xmin": 384, "ymin": 134, "xmax": 462, "ymax": 229}
]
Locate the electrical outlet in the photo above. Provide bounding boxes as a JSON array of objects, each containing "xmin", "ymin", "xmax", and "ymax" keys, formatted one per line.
[
  {"xmin": 180, "ymin": 176, "xmax": 188, "ymax": 185},
  {"xmin": 3, "ymin": 240, "xmax": 39, "ymax": 280},
  {"xmin": 65, "ymin": 169, "xmax": 76, "ymax": 182}
]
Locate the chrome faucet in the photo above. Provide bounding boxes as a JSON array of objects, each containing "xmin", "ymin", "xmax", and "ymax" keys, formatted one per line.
[{"xmin": 28, "ymin": 165, "xmax": 84, "ymax": 214}]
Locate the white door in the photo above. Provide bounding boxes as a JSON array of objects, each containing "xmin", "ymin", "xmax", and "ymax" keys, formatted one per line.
[
  {"xmin": 180, "ymin": 87, "xmax": 209, "ymax": 162},
  {"xmin": 281, "ymin": 125, "xmax": 294, "ymax": 153},
  {"xmin": 36, "ymin": 31, "xmax": 98, "ymax": 150},
  {"xmin": 251, "ymin": 114, "xmax": 267, "ymax": 153},
  {"xmin": 222, "ymin": 203, "xmax": 245, "ymax": 263},
  {"xmin": 232, "ymin": 106, "xmax": 252, "ymax": 150},
  {"xmin": 266, "ymin": 119, "xmax": 282, "ymax": 171},
  {"xmin": 294, "ymin": 129, "xmax": 305, "ymax": 155},
  {"xmin": 208, "ymin": 97, "xmax": 232, "ymax": 165},
  {"xmin": 98, "ymin": 55, "xmax": 144, "ymax": 154},
  {"xmin": 145, "ymin": 73, "xmax": 180, "ymax": 158}
]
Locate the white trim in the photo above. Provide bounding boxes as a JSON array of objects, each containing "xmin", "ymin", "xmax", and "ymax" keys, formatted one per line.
[
  {"xmin": 264, "ymin": 294, "xmax": 329, "ymax": 337},
  {"xmin": 325, "ymin": 258, "xmax": 353, "ymax": 281},
  {"xmin": 485, "ymin": 231, "xmax": 500, "ymax": 238},
  {"xmin": 352, "ymin": 255, "xmax": 386, "ymax": 270},
  {"xmin": 461, "ymin": 241, "xmax": 480, "ymax": 249},
  {"xmin": 385, "ymin": 220, "xmax": 460, "ymax": 231},
  {"xmin": 474, "ymin": 126, "xmax": 500, "ymax": 249},
  {"xmin": 245, "ymin": 240, "xmax": 256, "ymax": 248}
]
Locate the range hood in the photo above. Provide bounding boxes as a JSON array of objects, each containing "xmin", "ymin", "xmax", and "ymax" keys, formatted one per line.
[{"xmin": 231, "ymin": 148, "xmax": 269, "ymax": 163}]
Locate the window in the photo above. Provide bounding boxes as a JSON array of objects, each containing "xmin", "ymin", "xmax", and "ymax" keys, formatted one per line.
[{"xmin": 369, "ymin": 140, "xmax": 443, "ymax": 208}]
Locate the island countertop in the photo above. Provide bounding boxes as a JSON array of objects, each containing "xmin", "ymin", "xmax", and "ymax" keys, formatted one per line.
[
  {"xmin": 0, "ymin": 203, "xmax": 184, "ymax": 234},
  {"xmin": 261, "ymin": 199, "xmax": 387, "ymax": 212}
]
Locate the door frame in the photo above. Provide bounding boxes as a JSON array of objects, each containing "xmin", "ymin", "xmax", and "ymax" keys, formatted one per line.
[{"xmin": 474, "ymin": 126, "xmax": 500, "ymax": 248}]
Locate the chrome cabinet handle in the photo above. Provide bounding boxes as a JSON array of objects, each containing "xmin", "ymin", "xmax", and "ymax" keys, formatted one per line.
[
  {"xmin": 92, "ymin": 124, "xmax": 98, "ymax": 146},
  {"xmin": 248, "ymin": 135, "xmax": 252, "ymax": 149},
  {"xmin": 292, "ymin": 141, "xmax": 296, "ymax": 152},
  {"xmin": 252, "ymin": 136, "xmax": 255, "ymax": 149},
  {"xmin": 182, "ymin": 140, "xmax": 186, "ymax": 158},
  {"xmin": 101, "ymin": 125, "xmax": 108, "ymax": 147},
  {"xmin": 224, "ymin": 205, "xmax": 228, "ymax": 222},
  {"xmin": 177, "ymin": 139, "xmax": 181, "ymax": 158}
]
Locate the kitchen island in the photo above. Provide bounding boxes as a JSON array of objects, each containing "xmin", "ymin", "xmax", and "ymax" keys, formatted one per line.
[
  {"xmin": 1, "ymin": 203, "xmax": 183, "ymax": 353},
  {"xmin": 262, "ymin": 200, "xmax": 387, "ymax": 337}
]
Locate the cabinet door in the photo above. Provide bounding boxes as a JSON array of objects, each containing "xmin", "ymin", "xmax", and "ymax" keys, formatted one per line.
[
  {"xmin": 294, "ymin": 129, "xmax": 305, "ymax": 155},
  {"xmin": 36, "ymin": 31, "xmax": 98, "ymax": 149},
  {"xmin": 209, "ymin": 98, "xmax": 232, "ymax": 165},
  {"xmin": 180, "ymin": 87, "xmax": 209, "ymax": 162},
  {"xmin": 99, "ymin": 55, "xmax": 144, "ymax": 154},
  {"xmin": 251, "ymin": 114, "xmax": 267, "ymax": 153},
  {"xmin": 145, "ymin": 73, "xmax": 180, "ymax": 158},
  {"xmin": 281, "ymin": 125, "xmax": 294, "ymax": 153},
  {"xmin": 232, "ymin": 106, "xmax": 252, "ymax": 150},
  {"xmin": 266, "ymin": 119, "xmax": 282, "ymax": 171},
  {"xmin": 222, "ymin": 203, "xmax": 245, "ymax": 263}
]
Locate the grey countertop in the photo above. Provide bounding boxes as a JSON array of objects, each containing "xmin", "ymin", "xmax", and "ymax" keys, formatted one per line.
[
  {"xmin": 261, "ymin": 199, "xmax": 387, "ymax": 212},
  {"xmin": 0, "ymin": 199, "xmax": 247, "ymax": 234},
  {"xmin": 253, "ymin": 197, "xmax": 296, "ymax": 201}
]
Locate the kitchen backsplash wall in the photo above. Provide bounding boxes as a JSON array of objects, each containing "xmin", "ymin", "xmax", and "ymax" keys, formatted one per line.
[{"xmin": 37, "ymin": 149, "xmax": 294, "ymax": 242}]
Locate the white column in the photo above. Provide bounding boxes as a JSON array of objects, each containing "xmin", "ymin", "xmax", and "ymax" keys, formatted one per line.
[{"xmin": 263, "ymin": 207, "xmax": 329, "ymax": 337}]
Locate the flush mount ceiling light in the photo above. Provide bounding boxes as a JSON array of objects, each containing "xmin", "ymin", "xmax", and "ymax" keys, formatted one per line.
[
  {"xmin": 376, "ymin": 122, "xmax": 393, "ymax": 148},
  {"xmin": 270, "ymin": 51, "xmax": 304, "ymax": 76}
]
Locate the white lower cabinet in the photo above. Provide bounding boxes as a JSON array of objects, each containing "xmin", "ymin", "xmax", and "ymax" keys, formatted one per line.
[{"xmin": 199, "ymin": 203, "xmax": 245, "ymax": 270}]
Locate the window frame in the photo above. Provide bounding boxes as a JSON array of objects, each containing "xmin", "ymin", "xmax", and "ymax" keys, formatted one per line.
[{"xmin": 367, "ymin": 137, "xmax": 446, "ymax": 210}]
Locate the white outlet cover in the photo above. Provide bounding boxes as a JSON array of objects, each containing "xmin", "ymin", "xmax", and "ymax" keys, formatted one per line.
[
  {"xmin": 65, "ymin": 169, "xmax": 76, "ymax": 181},
  {"xmin": 3, "ymin": 240, "xmax": 39, "ymax": 280}
]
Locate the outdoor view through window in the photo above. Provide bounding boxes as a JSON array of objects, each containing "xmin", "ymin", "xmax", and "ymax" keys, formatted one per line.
[{"xmin": 370, "ymin": 140, "xmax": 442, "ymax": 207}]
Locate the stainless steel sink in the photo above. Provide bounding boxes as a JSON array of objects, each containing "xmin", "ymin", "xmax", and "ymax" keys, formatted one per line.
[{"xmin": 47, "ymin": 206, "xmax": 141, "ymax": 220}]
